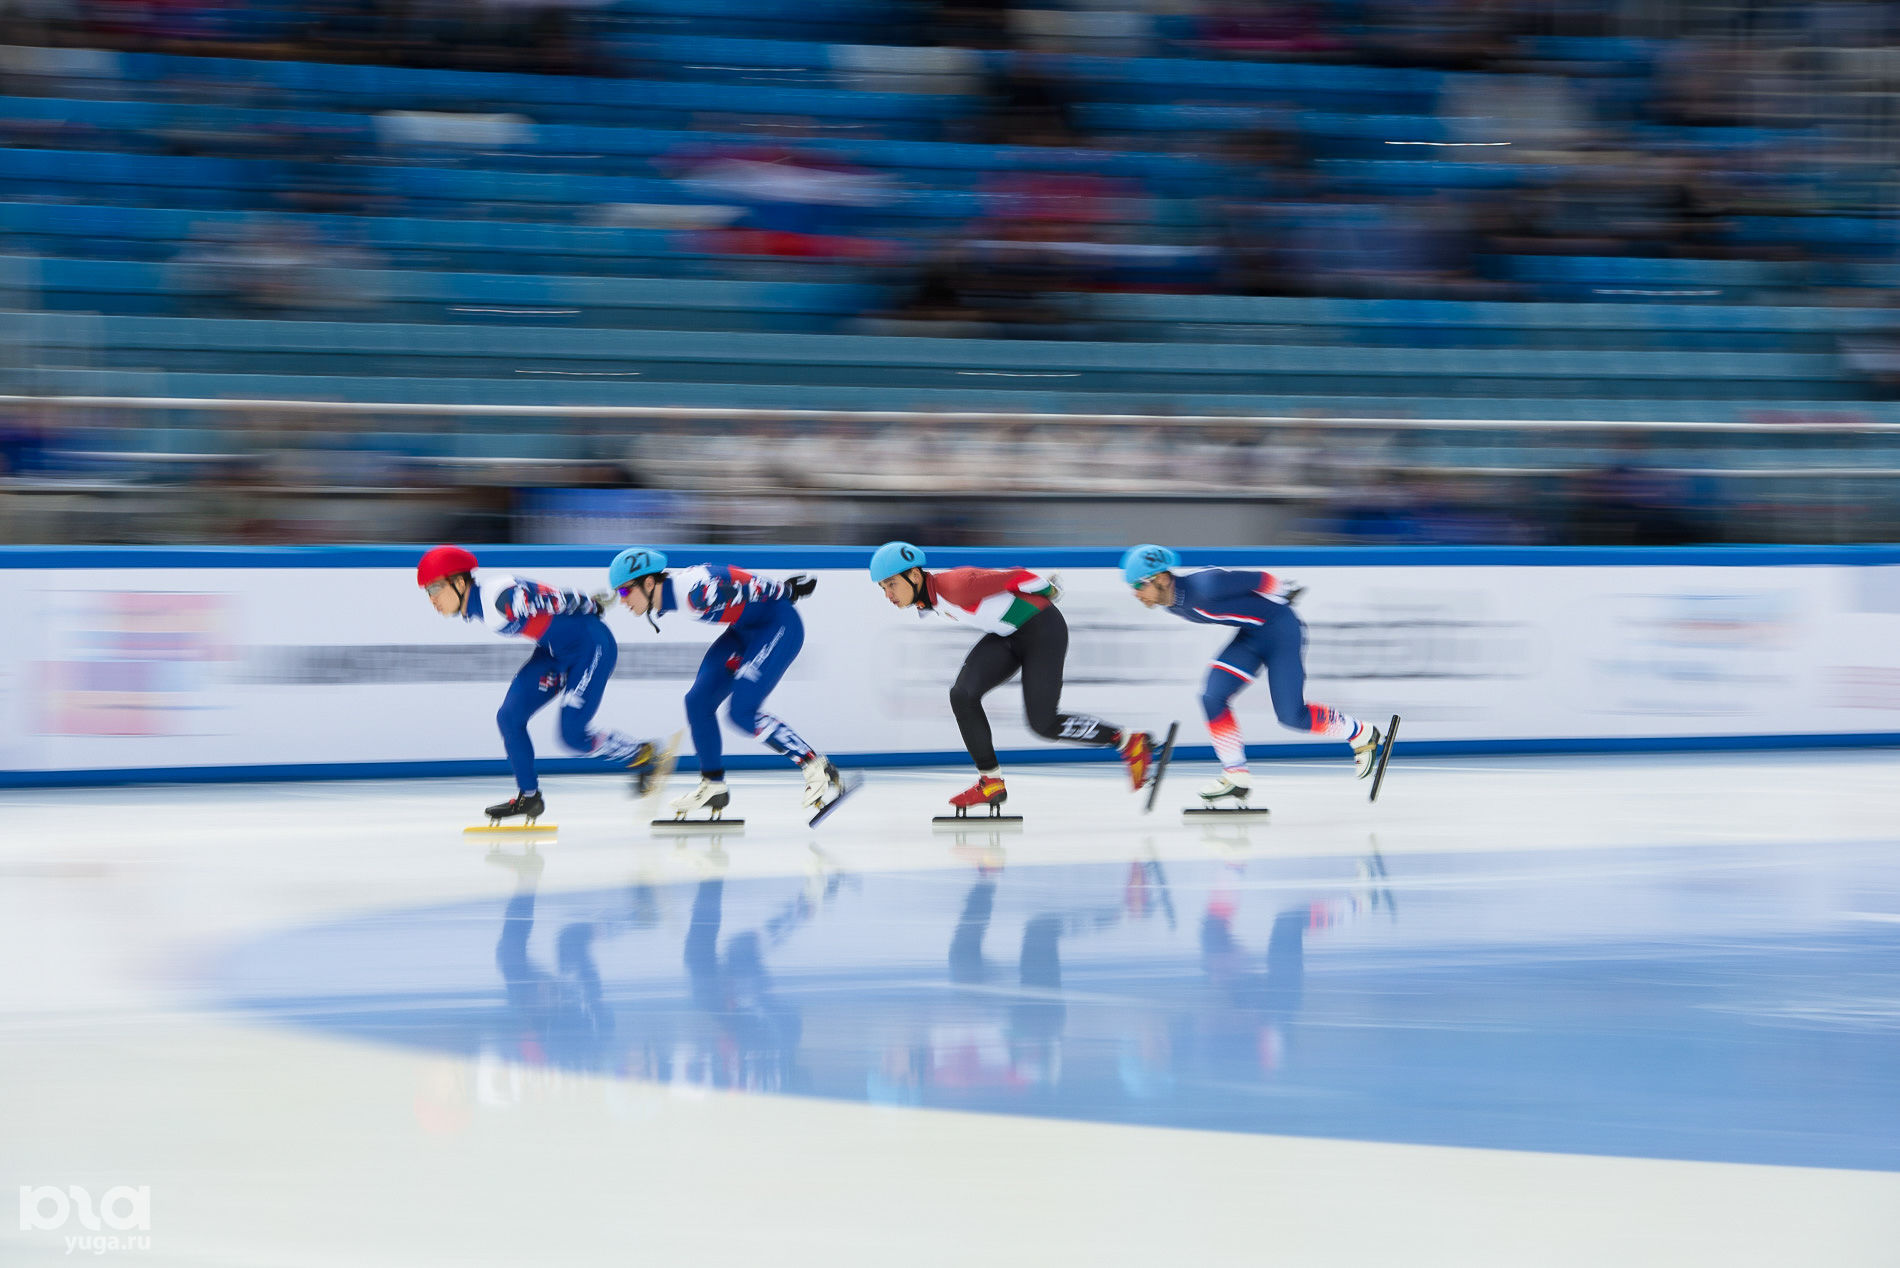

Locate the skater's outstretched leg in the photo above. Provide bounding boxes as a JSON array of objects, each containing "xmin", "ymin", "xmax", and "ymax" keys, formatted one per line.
[
  {"xmin": 1259, "ymin": 608, "xmax": 1377, "ymax": 771},
  {"xmin": 552, "ymin": 631, "xmax": 662, "ymax": 786},
  {"xmin": 1012, "ymin": 606, "xmax": 1158, "ymax": 789},
  {"xmin": 1015, "ymin": 607, "xmax": 1120, "ymax": 749},
  {"xmin": 722, "ymin": 612, "xmax": 841, "ymax": 811}
]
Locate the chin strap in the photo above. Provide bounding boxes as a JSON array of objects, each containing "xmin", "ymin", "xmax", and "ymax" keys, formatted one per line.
[{"xmin": 643, "ymin": 577, "xmax": 662, "ymax": 633}]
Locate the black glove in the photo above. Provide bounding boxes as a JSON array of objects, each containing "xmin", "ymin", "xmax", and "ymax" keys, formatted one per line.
[
  {"xmin": 784, "ymin": 574, "xmax": 818, "ymax": 602},
  {"xmin": 589, "ymin": 591, "xmax": 613, "ymax": 614},
  {"xmin": 1281, "ymin": 583, "xmax": 1305, "ymax": 607}
]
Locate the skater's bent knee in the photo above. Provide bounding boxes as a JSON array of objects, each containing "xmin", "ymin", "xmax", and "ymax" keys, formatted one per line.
[
  {"xmin": 558, "ymin": 714, "xmax": 592, "ymax": 752},
  {"xmin": 724, "ymin": 700, "xmax": 760, "ymax": 734}
]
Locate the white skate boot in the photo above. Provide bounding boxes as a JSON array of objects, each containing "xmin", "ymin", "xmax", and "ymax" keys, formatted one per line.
[
  {"xmin": 669, "ymin": 777, "xmax": 731, "ymax": 821},
  {"xmin": 1199, "ymin": 769, "xmax": 1254, "ymax": 806},
  {"xmin": 802, "ymin": 757, "xmax": 842, "ymax": 810},
  {"xmin": 1352, "ymin": 725, "xmax": 1384, "ymax": 779}
]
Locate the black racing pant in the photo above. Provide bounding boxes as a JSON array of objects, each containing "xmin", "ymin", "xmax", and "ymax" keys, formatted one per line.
[{"xmin": 948, "ymin": 606, "xmax": 1120, "ymax": 771}]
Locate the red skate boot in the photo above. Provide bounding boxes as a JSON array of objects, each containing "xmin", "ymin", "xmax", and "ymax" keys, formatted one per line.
[
  {"xmin": 935, "ymin": 774, "xmax": 1020, "ymax": 824},
  {"xmin": 1118, "ymin": 730, "xmax": 1157, "ymax": 791},
  {"xmin": 949, "ymin": 774, "xmax": 1006, "ymax": 811}
]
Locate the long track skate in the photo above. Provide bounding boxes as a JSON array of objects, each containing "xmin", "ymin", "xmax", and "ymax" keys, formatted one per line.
[
  {"xmin": 1183, "ymin": 778, "xmax": 1270, "ymax": 819},
  {"xmin": 465, "ymin": 791, "xmax": 557, "ymax": 837},
  {"xmin": 653, "ymin": 779, "xmax": 744, "ymax": 834},
  {"xmin": 932, "ymin": 801, "xmax": 1025, "ymax": 829},
  {"xmin": 934, "ymin": 774, "xmax": 1022, "ymax": 827}
]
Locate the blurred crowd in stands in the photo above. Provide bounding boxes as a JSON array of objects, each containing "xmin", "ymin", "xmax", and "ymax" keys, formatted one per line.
[
  {"xmin": 1, "ymin": 0, "xmax": 1895, "ymax": 320},
  {"xmin": 1, "ymin": 0, "xmax": 1897, "ymax": 545}
]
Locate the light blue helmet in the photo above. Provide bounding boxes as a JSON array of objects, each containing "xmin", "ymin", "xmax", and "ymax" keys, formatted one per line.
[
  {"xmin": 869, "ymin": 540, "xmax": 926, "ymax": 583},
  {"xmin": 609, "ymin": 547, "xmax": 668, "ymax": 591},
  {"xmin": 1121, "ymin": 544, "xmax": 1179, "ymax": 587}
]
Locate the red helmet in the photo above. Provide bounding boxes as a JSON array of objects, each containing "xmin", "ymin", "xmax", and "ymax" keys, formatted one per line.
[{"xmin": 417, "ymin": 545, "xmax": 478, "ymax": 588}]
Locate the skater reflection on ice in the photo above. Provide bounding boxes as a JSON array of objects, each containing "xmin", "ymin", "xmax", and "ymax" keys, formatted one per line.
[
  {"xmin": 678, "ymin": 851, "xmax": 854, "ymax": 1095},
  {"xmin": 941, "ymin": 871, "xmax": 1125, "ymax": 1090},
  {"xmin": 486, "ymin": 846, "xmax": 663, "ymax": 1077},
  {"xmin": 1193, "ymin": 850, "xmax": 1398, "ymax": 1078},
  {"xmin": 214, "ymin": 810, "xmax": 1900, "ymax": 1174}
]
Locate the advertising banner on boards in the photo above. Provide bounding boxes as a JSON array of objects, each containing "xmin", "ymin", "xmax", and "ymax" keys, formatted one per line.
[{"xmin": 3, "ymin": 547, "xmax": 1897, "ymax": 782}]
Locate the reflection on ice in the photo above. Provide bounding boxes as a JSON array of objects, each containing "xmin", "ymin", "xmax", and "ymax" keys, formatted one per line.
[{"xmin": 215, "ymin": 831, "xmax": 1900, "ymax": 1171}]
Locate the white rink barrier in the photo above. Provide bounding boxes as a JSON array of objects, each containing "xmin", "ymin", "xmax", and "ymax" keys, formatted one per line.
[{"xmin": 3, "ymin": 545, "xmax": 1899, "ymax": 785}]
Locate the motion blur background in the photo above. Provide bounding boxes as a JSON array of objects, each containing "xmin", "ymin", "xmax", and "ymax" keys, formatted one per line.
[{"xmin": 1, "ymin": 0, "xmax": 1898, "ymax": 546}]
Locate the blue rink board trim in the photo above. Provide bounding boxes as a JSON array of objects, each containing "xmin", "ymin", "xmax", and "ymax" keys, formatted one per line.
[
  {"xmin": 207, "ymin": 848, "xmax": 1900, "ymax": 1172},
  {"xmin": 6, "ymin": 731, "xmax": 1900, "ymax": 788},
  {"xmin": 5, "ymin": 543, "xmax": 1900, "ymax": 569}
]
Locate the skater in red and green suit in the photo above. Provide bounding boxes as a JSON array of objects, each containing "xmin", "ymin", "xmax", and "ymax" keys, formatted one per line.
[{"xmin": 869, "ymin": 541, "xmax": 1159, "ymax": 813}]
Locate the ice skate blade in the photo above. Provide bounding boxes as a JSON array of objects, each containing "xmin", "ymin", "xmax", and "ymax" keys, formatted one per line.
[
  {"xmin": 464, "ymin": 823, "xmax": 558, "ymax": 835},
  {"xmin": 1369, "ymin": 713, "xmax": 1401, "ymax": 803},
  {"xmin": 933, "ymin": 814, "xmax": 1024, "ymax": 829},
  {"xmin": 652, "ymin": 819, "xmax": 745, "ymax": 834},
  {"xmin": 807, "ymin": 775, "xmax": 862, "ymax": 828},
  {"xmin": 1183, "ymin": 806, "xmax": 1270, "ymax": 818}
]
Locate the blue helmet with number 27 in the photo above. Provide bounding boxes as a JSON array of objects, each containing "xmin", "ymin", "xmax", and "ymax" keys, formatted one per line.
[{"xmin": 609, "ymin": 547, "xmax": 668, "ymax": 592}]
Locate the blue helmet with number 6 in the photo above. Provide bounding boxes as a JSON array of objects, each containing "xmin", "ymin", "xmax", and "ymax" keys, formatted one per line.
[
  {"xmin": 609, "ymin": 547, "xmax": 668, "ymax": 591},
  {"xmin": 1121, "ymin": 544, "xmax": 1179, "ymax": 588},
  {"xmin": 869, "ymin": 541, "xmax": 926, "ymax": 583}
]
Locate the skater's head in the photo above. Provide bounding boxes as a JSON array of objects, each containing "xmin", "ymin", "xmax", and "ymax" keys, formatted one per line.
[
  {"xmin": 1132, "ymin": 573, "xmax": 1174, "ymax": 608},
  {"xmin": 609, "ymin": 546, "xmax": 668, "ymax": 616},
  {"xmin": 417, "ymin": 545, "xmax": 478, "ymax": 616},
  {"xmin": 1122, "ymin": 544, "xmax": 1179, "ymax": 608},
  {"xmin": 870, "ymin": 541, "xmax": 928, "ymax": 608}
]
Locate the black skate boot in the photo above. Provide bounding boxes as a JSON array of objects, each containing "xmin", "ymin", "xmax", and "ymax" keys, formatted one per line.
[{"xmin": 483, "ymin": 790, "xmax": 546, "ymax": 825}]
